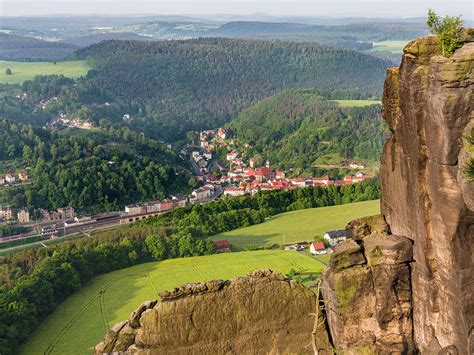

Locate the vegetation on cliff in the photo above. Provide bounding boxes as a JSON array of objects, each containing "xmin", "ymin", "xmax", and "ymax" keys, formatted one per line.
[{"xmin": 427, "ymin": 9, "xmax": 464, "ymax": 56}]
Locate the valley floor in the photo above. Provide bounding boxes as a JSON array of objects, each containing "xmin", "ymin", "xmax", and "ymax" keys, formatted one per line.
[
  {"xmin": 213, "ymin": 199, "xmax": 380, "ymax": 248},
  {"xmin": 19, "ymin": 250, "xmax": 327, "ymax": 355}
]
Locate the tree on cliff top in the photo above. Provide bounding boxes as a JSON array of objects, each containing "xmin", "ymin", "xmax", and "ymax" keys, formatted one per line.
[{"xmin": 427, "ymin": 9, "xmax": 464, "ymax": 56}]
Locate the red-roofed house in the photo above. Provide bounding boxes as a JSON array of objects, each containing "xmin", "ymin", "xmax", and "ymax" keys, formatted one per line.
[
  {"xmin": 309, "ymin": 242, "xmax": 326, "ymax": 255},
  {"xmin": 255, "ymin": 167, "xmax": 272, "ymax": 182},
  {"xmin": 214, "ymin": 239, "xmax": 231, "ymax": 252},
  {"xmin": 313, "ymin": 176, "xmax": 330, "ymax": 186}
]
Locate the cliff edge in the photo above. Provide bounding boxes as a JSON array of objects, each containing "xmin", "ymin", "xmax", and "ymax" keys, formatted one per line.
[{"xmin": 381, "ymin": 35, "xmax": 473, "ymax": 353}]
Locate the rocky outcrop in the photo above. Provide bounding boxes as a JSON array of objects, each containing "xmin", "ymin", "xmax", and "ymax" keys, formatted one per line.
[
  {"xmin": 321, "ymin": 215, "xmax": 415, "ymax": 353},
  {"xmin": 380, "ymin": 36, "xmax": 474, "ymax": 353},
  {"xmin": 94, "ymin": 270, "xmax": 332, "ymax": 354}
]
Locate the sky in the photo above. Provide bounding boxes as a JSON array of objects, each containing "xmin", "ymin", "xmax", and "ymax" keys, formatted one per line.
[{"xmin": 0, "ymin": 0, "xmax": 472, "ymax": 19}]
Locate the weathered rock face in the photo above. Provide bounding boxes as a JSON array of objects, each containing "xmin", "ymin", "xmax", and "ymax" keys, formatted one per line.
[
  {"xmin": 321, "ymin": 215, "xmax": 415, "ymax": 353},
  {"xmin": 94, "ymin": 270, "xmax": 332, "ymax": 354},
  {"xmin": 380, "ymin": 36, "xmax": 474, "ymax": 354}
]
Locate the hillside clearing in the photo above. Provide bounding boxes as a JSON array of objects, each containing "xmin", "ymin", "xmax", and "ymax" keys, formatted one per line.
[
  {"xmin": 0, "ymin": 60, "xmax": 91, "ymax": 84},
  {"xmin": 370, "ymin": 40, "xmax": 407, "ymax": 53},
  {"xmin": 213, "ymin": 200, "xmax": 380, "ymax": 248},
  {"xmin": 19, "ymin": 250, "xmax": 327, "ymax": 355},
  {"xmin": 332, "ymin": 99, "xmax": 382, "ymax": 107}
]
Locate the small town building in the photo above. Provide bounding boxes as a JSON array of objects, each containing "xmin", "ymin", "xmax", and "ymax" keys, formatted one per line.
[
  {"xmin": 191, "ymin": 186, "xmax": 213, "ymax": 201},
  {"xmin": 58, "ymin": 207, "xmax": 75, "ymax": 219},
  {"xmin": 223, "ymin": 187, "xmax": 246, "ymax": 197},
  {"xmin": 226, "ymin": 152, "xmax": 238, "ymax": 161},
  {"xmin": 255, "ymin": 167, "xmax": 272, "ymax": 181},
  {"xmin": 17, "ymin": 209, "xmax": 30, "ymax": 223},
  {"xmin": 0, "ymin": 206, "xmax": 13, "ymax": 220},
  {"xmin": 323, "ymin": 230, "xmax": 348, "ymax": 247},
  {"xmin": 290, "ymin": 178, "xmax": 306, "ymax": 188},
  {"xmin": 18, "ymin": 171, "xmax": 29, "ymax": 182},
  {"xmin": 217, "ymin": 128, "xmax": 226, "ymax": 140},
  {"xmin": 310, "ymin": 241, "xmax": 326, "ymax": 254},
  {"xmin": 125, "ymin": 205, "xmax": 143, "ymax": 215},
  {"xmin": 5, "ymin": 172, "xmax": 15, "ymax": 184},
  {"xmin": 214, "ymin": 239, "xmax": 231, "ymax": 252}
]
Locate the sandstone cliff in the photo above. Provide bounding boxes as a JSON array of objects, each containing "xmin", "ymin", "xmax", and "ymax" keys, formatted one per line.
[
  {"xmin": 95, "ymin": 270, "xmax": 332, "ymax": 354},
  {"xmin": 381, "ymin": 35, "xmax": 473, "ymax": 353},
  {"xmin": 321, "ymin": 215, "xmax": 414, "ymax": 353}
]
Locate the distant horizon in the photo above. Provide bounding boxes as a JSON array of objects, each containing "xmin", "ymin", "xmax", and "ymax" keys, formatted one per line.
[{"xmin": 1, "ymin": 0, "xmax": 472, "ymax": 20}]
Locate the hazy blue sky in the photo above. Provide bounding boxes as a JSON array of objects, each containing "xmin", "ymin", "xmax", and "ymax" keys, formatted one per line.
[{"xmin": 1, "ymin": 0, "xmax": 472, "ymax": 19}]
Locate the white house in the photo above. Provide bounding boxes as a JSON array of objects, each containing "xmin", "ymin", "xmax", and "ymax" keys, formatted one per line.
[
  {"xmin": 309, "ymin": 242, "xmax": 327, "ymax": 255},
  {"xmin": 5, "ymin": 173, "xmax": 15, "ymax": 184},
  {"xmin": 223, "ymin": 187, "xmax": 246, "ymax": 197},
  {"xmin": 323, "ymin": 230, "xmax": 348, "ymax": 247},
  {"xmin": 191, "ymin": 186, "xmax": 213, "ymax": 200}
]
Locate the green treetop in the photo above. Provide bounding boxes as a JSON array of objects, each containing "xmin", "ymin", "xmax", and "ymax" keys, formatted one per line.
[{"xmin": 427, "ymin": 9, "xmax": 464, "ymax": 56}]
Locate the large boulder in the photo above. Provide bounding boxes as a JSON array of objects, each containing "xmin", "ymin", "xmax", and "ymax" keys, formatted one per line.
[
  {"xmin": 322, "ymin": 215, "xmax": 415, "ymax": 353},
  {"xmin": 94, "ymin": 270, "xmax": 332, "ymax": 354}
]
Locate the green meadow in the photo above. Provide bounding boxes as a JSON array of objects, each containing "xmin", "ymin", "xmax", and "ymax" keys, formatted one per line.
[
  {"xmin": 332, "ymin": 99, "xmax": 382, "ymax": 107},
  {"xmin": 213, "ymin": 200, "xmax": 380, "ymax": 248},
  {"xmin": 19, "ymin": 250, "xmax": 327, "ymax": 355},
  {"xmin": 371, "ymin": 40, "xmax": 407, "ymax": 53},
  {"xmin": 0, "ymin": 60, "xmax": 91, "ymax": 84}
]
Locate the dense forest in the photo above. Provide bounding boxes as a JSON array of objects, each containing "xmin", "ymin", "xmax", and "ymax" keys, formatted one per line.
[
  {"xmin": 226, "ymin": 90, "xmax": 386, "ymax": 172},
  {"xmin": 0, "ymin": 118, "xmax": 189, "ymax": 212},
  {"xmin": 0, "ymin": 33, "xmax": 78, "ymax": 61},
  {"xmin": 0, "ymin": 179, "xmax": 380, "ymax": 354},
  {"xmin": 59, "ymin": 38, "xmax": 390, "ymax": 141}
]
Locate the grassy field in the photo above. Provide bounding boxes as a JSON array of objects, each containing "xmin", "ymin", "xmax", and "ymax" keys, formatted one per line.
[
  {"xmin": 371, "ymin": 40, "xmax": 407, "ymax": 53},
  {"xmin": 0, "ymin": 60, "xmax": 91, "ymax": 84},
  {"xmin": 332, "ymin": 99, "xmax": 382, "ymax": 107},
  {"xmin": 19, "ymin": 250, "xmax": 327, "ymax": 355},
  {"xmin": 213, "ymin": 200, "xmax": 380, "ymax": 248}
]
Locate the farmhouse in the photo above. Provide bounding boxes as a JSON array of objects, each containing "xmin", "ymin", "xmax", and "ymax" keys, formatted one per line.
[
  {"xmin": 214, "ymin": 239, "xmax": 231, "ymax": 252},
  {"xmin": 309, "ymin": 241, "xmax": 326, "ymax": 255},
  {"xmin": 324, "ymin": 230, "xmax": 348, "ymax": 246}
]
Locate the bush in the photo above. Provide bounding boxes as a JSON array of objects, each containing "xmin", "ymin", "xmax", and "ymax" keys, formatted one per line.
[
  {"xmin": 4, "ymin": 68, "xmax": 12, "ymax": 75},
  {"xmin": 427, "ymin": 9, "xmax": 464, "ymax": 56}
]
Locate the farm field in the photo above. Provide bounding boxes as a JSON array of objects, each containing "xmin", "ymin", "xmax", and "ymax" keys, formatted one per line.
[
  {"xmin": 332, "ymin": 99, "xmax": 382, "ymax": 107},
  {"xmin": 370, "ymin": 40, "xmax": 407, "ymax": 53},
  {"xmin": 0, "ymin": 60, "xmax": 91, "ymax": 84},
  {"xmin": 19, "ymin": 250, "xmax": 327, "ymax": 355},
  {"xmin": 213, "ymin": 200, "xmax": 380, "ymax": 248}
]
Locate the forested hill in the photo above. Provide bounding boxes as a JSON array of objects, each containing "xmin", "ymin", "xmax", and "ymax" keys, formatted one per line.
[
  {"xmin": 226, "ymin": 90, "xmax": 386, "ymax": 171},
  {"xmin": 0, "ymin": 33, "xmax": 78, "ymax": 61},
  {"xmin": 70, "ymin": 38, "xmax": 390, "ymax": 140}
]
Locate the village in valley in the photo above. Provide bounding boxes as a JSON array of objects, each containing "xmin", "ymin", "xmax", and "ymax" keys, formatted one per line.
[{"xmin": 185, "ymin": 127, "xmax": 373, "ymax": 199}]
